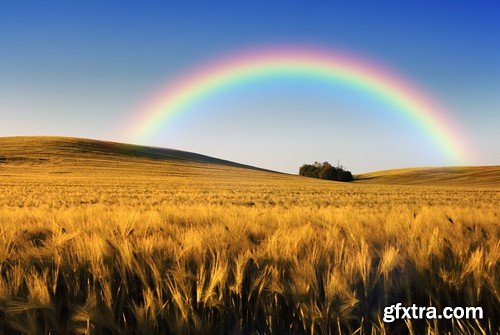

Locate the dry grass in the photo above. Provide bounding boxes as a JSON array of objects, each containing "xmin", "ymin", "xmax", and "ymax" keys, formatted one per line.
[
  {"xmin": 356, "ymin": 166, "xmax": 500, "ymax": 187},
  {"xmin": 0, "ymin": 137, "xmax": 498, "ymax": 334}
]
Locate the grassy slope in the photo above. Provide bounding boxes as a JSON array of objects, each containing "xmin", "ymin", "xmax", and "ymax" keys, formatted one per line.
[
  {"xmin": 0, "ymin": 136, "xmax": 498, "ymax": 187},
  {"xmin": 0, "ymin": 136, "xmax": 291, "ymax": 184},
  {"xmin": 355, "ymin": 166, "xmax": 500, "ymax": 187},
  {"xmin": 0, "ymin": 136, "xmax": 276, "ymax": 172}
]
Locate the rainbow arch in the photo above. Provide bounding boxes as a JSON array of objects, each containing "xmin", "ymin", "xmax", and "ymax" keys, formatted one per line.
[{"xmin": 129, "ymin": 46, "xmax": 469, "ymax": 162}]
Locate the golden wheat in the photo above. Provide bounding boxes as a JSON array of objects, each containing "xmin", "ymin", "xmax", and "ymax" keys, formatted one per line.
[{"xmin": 0, "ymin": 137, "xmax": 498, "ymax": 334}]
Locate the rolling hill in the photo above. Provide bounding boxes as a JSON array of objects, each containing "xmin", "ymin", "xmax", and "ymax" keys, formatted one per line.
[
  {"xmin": 0, "ymin": 136, "xmax": 498, "ymax": 187},
  {"xmin": 0, "ymin": 136, "xmax": 274, "ymax": 171},
  {"xmin": 0, "ymin": 136, "xmax": 286, "ymax": 182},
  {"xmin": 355, "ymin": 166, "xmax": 500, "ymax": 187}
]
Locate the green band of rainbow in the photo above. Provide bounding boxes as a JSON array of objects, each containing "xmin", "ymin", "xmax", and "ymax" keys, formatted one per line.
[{"xmin": 129, "ymin": 46, "xmax": 469, "ymax": 162}]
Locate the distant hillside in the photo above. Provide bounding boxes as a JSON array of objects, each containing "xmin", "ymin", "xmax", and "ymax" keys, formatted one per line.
[
  {"xmin": 355, "ymin": 166, "xmax": 500, "ymax": 187},
  {"xmin": 0, "ymin": 136, "xmax": 274, "ymax": 171},
  {"xmin": 0, "ymin": 136, "xmax": 290, "ymax": 182},
  {"xmin": 1, "ymin": 137, "xmax": 497, "ymax": 187}
]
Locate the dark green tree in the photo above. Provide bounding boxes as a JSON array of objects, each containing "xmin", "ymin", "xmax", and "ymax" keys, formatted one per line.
[{"xmin": 298, "ymin": 161, "xmax": 353, "ymax": 182}]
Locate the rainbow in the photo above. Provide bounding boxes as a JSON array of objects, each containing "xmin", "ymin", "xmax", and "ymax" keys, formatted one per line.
[{"xmin": 129, "ymin": 46, "xmax": 469, "ymax": 162}]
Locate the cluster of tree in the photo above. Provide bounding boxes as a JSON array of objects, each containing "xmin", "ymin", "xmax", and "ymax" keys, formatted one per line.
[{"xmin": 299, "ymin": 161, "xmax": 353, "ymax": 182}]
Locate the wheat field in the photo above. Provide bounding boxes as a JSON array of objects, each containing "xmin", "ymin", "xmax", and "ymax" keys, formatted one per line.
[{"xmin": 0, "ymin": 137, "xmax": 498, "ymax": 335}]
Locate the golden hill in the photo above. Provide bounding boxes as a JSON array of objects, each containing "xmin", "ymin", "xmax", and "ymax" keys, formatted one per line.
[
  {"xmin": 0, "ymin": 136, "xmax": 286, "ymax": 181},
  {"xmin": 355, "ymin": 166, "xmax": 500, "ymax": 187},
  {"xmin": 1, "ymin": 136, "xmax": 497, "ymax": 188},
  {"xmin": 0, "ymin": 136, "xmax": 275, "ymax": 170}
]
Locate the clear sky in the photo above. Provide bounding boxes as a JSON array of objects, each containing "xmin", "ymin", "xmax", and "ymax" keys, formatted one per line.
[{"xmin": 1, "ymin": 0, "xmax": 499, "ymax": 173}]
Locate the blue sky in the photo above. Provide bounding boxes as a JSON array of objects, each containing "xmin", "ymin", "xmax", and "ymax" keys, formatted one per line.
[{"xmin": 1, "ymin": 0, "xmax": 498, "ymax": 173}]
